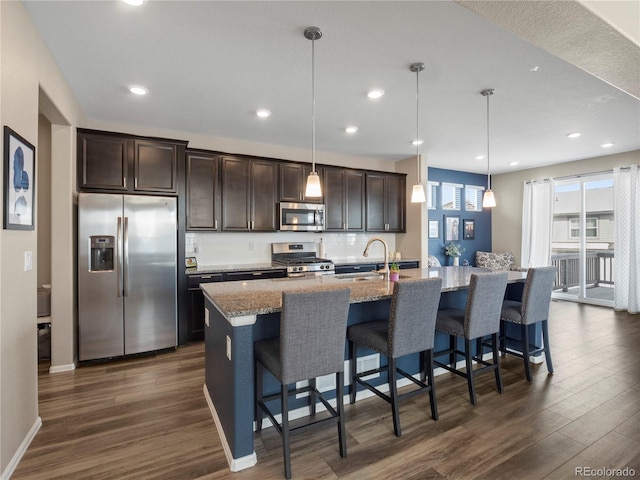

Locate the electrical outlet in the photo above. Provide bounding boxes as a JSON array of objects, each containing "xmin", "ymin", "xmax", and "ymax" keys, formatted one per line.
[
  {"xmin": 248, "ymin": 241, "xmax": 255, "ymax": 251},
  {"xmin": 226, "ymin": 335, "xmax": 231, "ymax": 361}
]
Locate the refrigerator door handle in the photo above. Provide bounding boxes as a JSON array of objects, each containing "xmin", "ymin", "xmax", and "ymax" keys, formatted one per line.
[
  {"xmin": 117, "ymin": 216, "xmax": 123, "ymax": 297},
  {"xmin": 123, "ymin": 216, "xmax": 130, "ymax": 297}
]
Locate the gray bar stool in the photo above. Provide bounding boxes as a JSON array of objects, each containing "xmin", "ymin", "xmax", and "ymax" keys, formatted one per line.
[
  {"xmin": 254, "ymin": 288, "xmax": 351, "ymax": 480},
  {"xmin": 347, "ymin": 277, "xmax": 442, "ymax": 437},
  {"xmin": 500, "ymin": 266, "xmax": 556, "ymax": 381},
  {"xmin": 434, "ymin": 272, "xmax": 508, "ymax": 405}
]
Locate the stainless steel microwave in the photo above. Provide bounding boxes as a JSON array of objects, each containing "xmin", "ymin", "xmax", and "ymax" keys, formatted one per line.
[{"xmin": 279, "ymin": 202, "xmax": 325, "ymax": 232}]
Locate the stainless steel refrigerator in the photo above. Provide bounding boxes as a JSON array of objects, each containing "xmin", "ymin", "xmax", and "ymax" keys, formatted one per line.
[{"xmin": 78, "ymin": 193, "xmax": 177, "ymax": 361}]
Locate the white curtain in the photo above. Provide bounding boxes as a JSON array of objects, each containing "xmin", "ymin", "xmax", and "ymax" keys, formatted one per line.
[
  {"xmin": 521, "ymin": 179, "xmax": 554, "ymax": 268},
  {"xmin": 613, "ymin": 165, "xmax": 639, "ymax": 314}
]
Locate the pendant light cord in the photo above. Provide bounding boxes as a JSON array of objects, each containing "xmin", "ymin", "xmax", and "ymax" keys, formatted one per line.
[
  {"xmin": 311, "ymin": 35, "xmax": 316, "ymax": 173},
  {"xmin": 486, "ymin": 92, "xmax": 491, "ymax": 190},
  {"xmin": 416, "ymin": 67, "xmax": 420, "ymax": 183}
]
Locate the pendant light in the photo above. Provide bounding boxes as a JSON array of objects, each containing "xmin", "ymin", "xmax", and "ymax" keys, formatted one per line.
[
  {"xmin": 410, "ymin": 62, "xmax": 426, "ymax": 203},
  {"xmin": 481, "ymin": 88, "xmax": 496, "ymax": 208},
  {"xmin": 304, "ymin": 26, "xmax": 322, "ymax": 198}
]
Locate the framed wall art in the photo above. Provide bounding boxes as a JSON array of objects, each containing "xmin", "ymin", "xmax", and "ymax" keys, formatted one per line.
[
  {"xmin": 428, "ymin": 219, "xmax": 439, "ymax": 239},
  {"xmin": 444, "ymin": 215, "xmax": 460, "ymax": 242},
  {"xmin": 463, "ymin": 219, "xmax": 475, "ymax": 240},
  {"xmin": 4, "ymin": 126, "xmax": 36, "ymax": 230}
]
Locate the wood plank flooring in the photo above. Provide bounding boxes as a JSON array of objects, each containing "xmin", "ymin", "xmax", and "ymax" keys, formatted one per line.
[{"xmin": 12, "ymin": 301, "xmax": 640, "ymax": 480}]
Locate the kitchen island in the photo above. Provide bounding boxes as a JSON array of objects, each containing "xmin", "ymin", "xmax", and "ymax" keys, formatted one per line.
[{"xmin": 201, "ymin": 267, "xmax": 528, "ymax": 471}]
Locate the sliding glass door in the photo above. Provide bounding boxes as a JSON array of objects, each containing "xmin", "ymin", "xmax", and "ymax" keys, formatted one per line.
[{"xmin": 551, "ymin": 173, "xmax": 614, "ymax": 306}]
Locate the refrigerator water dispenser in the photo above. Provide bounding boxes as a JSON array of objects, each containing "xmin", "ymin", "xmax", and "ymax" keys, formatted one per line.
[{"xmin": 90, "ymin": 236, "xmax": 114, "ymax": 272}]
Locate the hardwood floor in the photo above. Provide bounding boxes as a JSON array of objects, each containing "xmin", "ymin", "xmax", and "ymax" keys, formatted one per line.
[{"xmin": 12, "ymin": 301, "xmax": 640, "ymax": 479}]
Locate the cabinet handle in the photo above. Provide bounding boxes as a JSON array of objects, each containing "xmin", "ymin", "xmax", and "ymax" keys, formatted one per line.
[
  {"xmin": 252, "ymin": 272, "xmax": 263, "ymax": 276},
  {"xmin": 343, "ymin": 222, "xmax": 346, "ymax": 231},
  {"xmin": 214, "ymin": 220, "xmax": 218, "ymax": 230},
  {"xmin": 123, "ymin": 177, "xmax": 127, "ymax": 189},
  {"xmin": 248, "ymin": 221, "xmax": 251, "ymax": 230},
  {"xmin": 134, "ymin": 177, "xmax": 138, "ymax": 189},
  {"xmin": 201, "ymin": 275, "xmax": 213, "ymax": 279},
  {"xmin": 385, "ymin": 223, "xmax": 389, "ymax": 231}
]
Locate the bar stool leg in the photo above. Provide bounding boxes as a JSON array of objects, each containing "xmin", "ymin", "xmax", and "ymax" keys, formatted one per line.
[
  {"xmin": 336, "ymin": 372, "xmax": 347, "ymax": 458},
  {"xmin": 281, "ymin": 384, "xmax": 291, "ymax": 479},
  {"xmin": 541, "ymin": 320, "xmax": 554, "ymax": 374},
  {"xmin": 349, "ymin": 340, "xmax": 357, "ymax": 404},
  {"xmin": 449, "ymin": 335, "xmax": 457, "ymax": 370},
  {"xmin": 425, "ymin": 349, "xmax": 438, "ymax": 421},
  {"xmin": 492, "ymin": 332, "xmax": 503, "ymax": 393},
  {"xmin": 388, "ymin": 357, "xmax": 401, "ymax": 437},
  {"xmin": 309, "ymin": 378, "xmax": 317, "ymax": 416},
  {"xmin": 464, "ymin": 339, "xmax": 477, "ymax": 405},
  {"xmin": 521, "ymin": 324, "xmax": 532, "ymax": 382},
  {"xmin": 255, "ymin": 360, "xmax": 263, "ymax": 432}
]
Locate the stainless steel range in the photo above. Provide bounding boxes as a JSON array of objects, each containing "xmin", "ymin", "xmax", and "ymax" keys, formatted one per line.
[{"xmin": 272, "ymin": 242, "xmax": 335, "ymax": 276}]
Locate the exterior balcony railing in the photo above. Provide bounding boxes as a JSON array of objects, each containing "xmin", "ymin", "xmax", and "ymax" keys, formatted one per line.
[{"xmin": 550, "ymin": 250, "xmax": 614, "ymax": 292}]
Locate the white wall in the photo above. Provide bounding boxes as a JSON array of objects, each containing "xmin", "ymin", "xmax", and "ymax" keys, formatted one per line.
[
  {"xmin": 0, "ymin": 1, "xmax": 83, "ymax": 477},
  {"xmin": 491, "ymin": 150, "xmax": 640, "ymax": 264}
]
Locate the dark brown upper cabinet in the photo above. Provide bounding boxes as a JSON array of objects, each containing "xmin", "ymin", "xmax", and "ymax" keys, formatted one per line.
[
  {"xmin": 324, "ymin": 167, "xmax": 365, "ymax": 232},
  {"xmin": 221, "ymin": 156, "xmax": 277, "ymax": 231},
  {"xmin": 279, "ymin": 162, "xmax": 324, "ymax": 204},
  {"xmin": 77, "ymin": 129, "xmax": 186, "ymax": 194},
  {"xmin": 186, "ymin": 150, "xmax": 220, "ymax": 231},
  {"xmin": 366, "ymin": 173, "xmax": 406, "ymax": 233}
]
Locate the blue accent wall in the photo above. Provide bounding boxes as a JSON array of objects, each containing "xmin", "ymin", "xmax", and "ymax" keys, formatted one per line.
[{"xmin": 428, "ymin": 167, "xmax": 492, "ymax": 266}]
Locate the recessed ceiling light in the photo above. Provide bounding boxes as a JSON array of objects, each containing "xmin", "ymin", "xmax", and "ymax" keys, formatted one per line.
[
  {"xmin": 345, "ymin": 126, "xmax": 358, "ymax": 134},
  {"xmin": 256, "ymin": 109, "xmax": 271, "ymax": 118},
  {"xmin": 474, "ymin": 154, "xmax": 485, "ymax": 160},
  {"xmin": 509, "ymin": 161, "xmax": 520, "ymax": 166},
  {"xmin": 129, "ymin": 85, "xmax": 148, "ymax": 95},
  {"xmin": 600, "ymin": 142, "xmax": 614, "ymax": 148},
  {"xmin": 530, "ymin": 66, "xmax": 539, "ymax": 72},
  {"xmin": 411, "ymin": 139, "xmax": 423, "ymax": 146},
  {"xmin": 122, "ymin": 0, "xmax": 144, "ymax": 5},
  {"xmin": 567, "ymin": 132, "xmax": 581, "ymax": 139},
  {"xmin": 367, "ymin": 89, "xmax": 385, "ymax": 99}
]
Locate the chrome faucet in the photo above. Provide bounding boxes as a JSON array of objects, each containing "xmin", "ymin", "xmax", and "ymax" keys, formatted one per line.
[{"xmin": 363, "ymin": 237, "xmax": 389, "ymax": 276}]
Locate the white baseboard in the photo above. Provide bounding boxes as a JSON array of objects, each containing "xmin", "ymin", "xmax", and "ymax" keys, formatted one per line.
[
  {"xmin": 49, "ymin": 362, "xmax": 76, "ymax": 374},
  {"xmin": 1, "ymin": 416, "xmax": 42, "ymax": 480},
  {"xmin": 202, "ymin": 384, "xmax": 257, "ymax": 472}
]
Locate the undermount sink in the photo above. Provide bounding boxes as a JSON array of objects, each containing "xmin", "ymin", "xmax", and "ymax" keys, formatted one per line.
[{"xmin": 334, "ymin": 272, "xmax": 384, "ymax": 281}]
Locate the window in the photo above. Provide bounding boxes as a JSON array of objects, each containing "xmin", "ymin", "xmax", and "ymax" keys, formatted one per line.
[
  {"xmin": 441, "ymin": 182, "xmax": 462, "ymax": 210},
  {"xmin": 427, "ymin": 181, "xmax": 439, "ymax": 210},
  {"xmin": 569, "ymin": 217, "xmax": 598, "ymax": 238},
  {"xmin": 465, "ymin": 185, "xmax": 484, "ymax": 211}
]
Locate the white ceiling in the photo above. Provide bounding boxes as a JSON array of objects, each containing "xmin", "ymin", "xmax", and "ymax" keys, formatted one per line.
[{"xmin": 24, "ymin": 0, "xmax": 640, "ymax": 174}]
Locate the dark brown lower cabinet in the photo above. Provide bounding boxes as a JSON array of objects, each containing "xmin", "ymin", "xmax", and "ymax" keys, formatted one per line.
[{"xmin": 187, "ymin": 274, "xmax": 223, "ymax": 341}]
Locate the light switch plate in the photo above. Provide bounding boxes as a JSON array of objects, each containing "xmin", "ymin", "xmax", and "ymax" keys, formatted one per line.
[
  {"xmin": 24, "ymin": 251, "xmax": 32, "ymax": 271},
  {"xmin": 204, "ymin": 308, "xmax": 209, "ymax": 327},
  {"xmin": 226, "ymin": 336, "xmax": 231, "ymax": 361}
]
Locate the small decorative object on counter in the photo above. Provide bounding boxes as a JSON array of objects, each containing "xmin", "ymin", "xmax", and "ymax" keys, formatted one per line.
[
  {"xmin": 389, "ymin": 262, "xmax": 400, "ymax": 282},
  {"xmin": 444, "ymin": 242, "xmax": 465, "ymax": 267}
]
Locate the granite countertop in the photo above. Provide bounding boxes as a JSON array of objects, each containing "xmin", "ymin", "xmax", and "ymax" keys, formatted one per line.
[
  {"xmin": 186, "ymin": 258, "xmax": 420, "ymax": 275},
  {"xmin": 186, "ymin": 263, "xmax": 280, "ymax": 275},
  {"xmin": 200, "ymin": 267, "xmax": 527, "ymax": 318}
]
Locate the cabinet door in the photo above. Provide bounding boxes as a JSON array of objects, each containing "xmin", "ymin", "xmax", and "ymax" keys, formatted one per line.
[
  {"xmin": 324, "ymin": 168, "xmax": 346, "ymax": 231},
  {"xmin": 366, "ymin": 173, "xmax": 386, "ymax": 231},
  {"xmin": 78, "ymin": 132, "xmax": 129, "ymax": 191},
  {"xmin": 221, "ymin": 156, "xmax": 251, "ymax": 231},
  {"xmin": 133, "ymin": 140, "xmax": 178, "ymax": 193},
  {"xmin": 186, "ymin": 152, "xmax": 219, "ymax": 230},
  {"xmin": 251, "ymin": 159, "xmax": 278, "ymax": 231},
  {"xmin": 187, "ymin": 273, "xmax": 224, "ymax": 341},
  {"xmin": 279, "ymin": 163, "xmax": 304, "ymax": 203},
  {"xmin": 366, "ymin": 173, "xmax": 405, "ymax": 232},
  {"xmin": 279, "ymin": 163, "xmax": 324, "ymax": 204},
  {"xmin": 385, "ymin": 174, "xmax": 405, "ymax": 232},
  {"xmin": 345, "ymin": 170, "xmax": 365, "ymax": 231}
]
